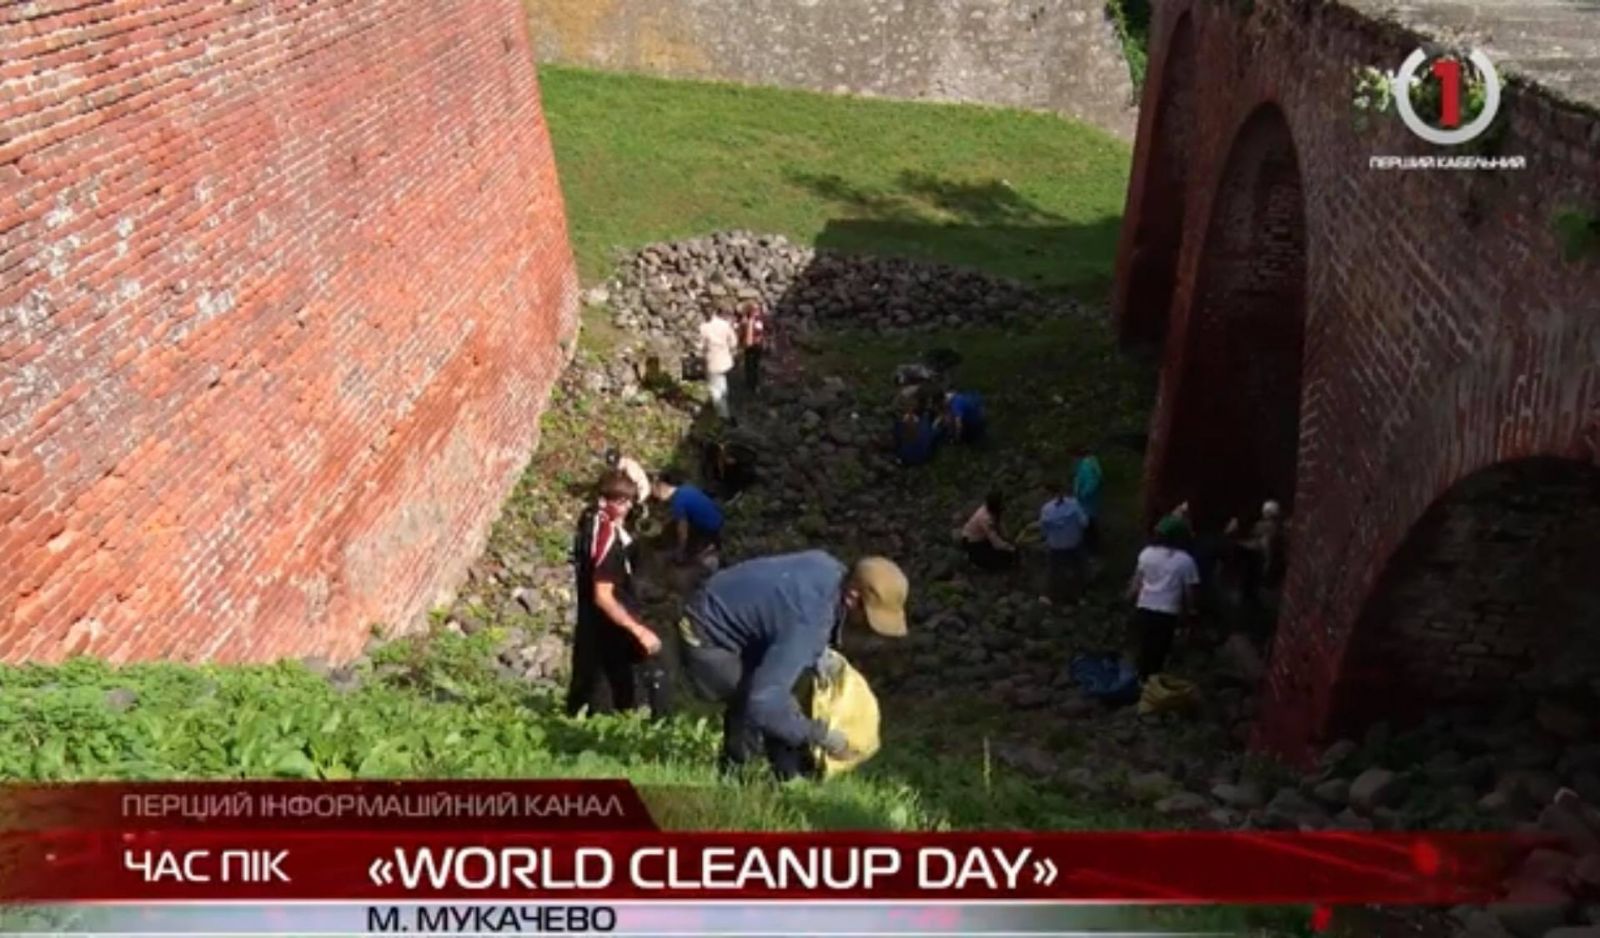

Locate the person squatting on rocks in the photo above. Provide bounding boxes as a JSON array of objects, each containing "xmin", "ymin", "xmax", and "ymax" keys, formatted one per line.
[
  {"xmin": 1125, "ymin": 515, "xmax": 1201, "ymax": 681},
  {"xmin": 652, "ymin": 470, "xmax": 725, "ymax": 571},
  {"xmin": 676, "ymin": 551, "xmax": 909, "ymax": 780},
  {"xmin": 698, "ymin": 304, "xmax": 740, "ymax": 421},
  {"xmin": 737, "ymin": 299, "xmax": 767, "ymax": 394},
  {"xmin": 1035, "ymin": 480, "xmax": 1090, "ymax": 602},
  {"xmin": 940, "ymin": 389, "xmax": 988, "ymax": 445},
  {"xmin": 1073, "ymin": 444, "xmax": 1104, "ymax": 554},
  {"xmin": 566, "ymin": 470, "xmax": 670, "ymax": 719},
  {"xmin": 604, "ymin": 448, "xmax": 651, "ymax": 522},
  {"xmin": 960, "ymin": 490, "xmax": 1019, "ymax": 572}
]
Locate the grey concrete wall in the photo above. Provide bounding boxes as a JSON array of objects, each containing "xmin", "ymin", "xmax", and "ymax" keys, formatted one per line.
[{"xmin": 524, "ymin": 0, "xmax": 1138, "ymax": 139}]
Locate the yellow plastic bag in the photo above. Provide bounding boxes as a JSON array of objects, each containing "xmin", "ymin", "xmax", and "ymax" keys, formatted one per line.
[
  {"xmin": 809, "ymin": 649, "xmax": 882, "ymax": 777},
  {"xmin": 1138, "ymin": 673, "xmax": 1199, "ymax": 716}
]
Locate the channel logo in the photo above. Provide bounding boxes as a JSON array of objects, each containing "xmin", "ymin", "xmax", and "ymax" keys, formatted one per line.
[
  {"xmin": 1391, "ymin": 47, "xmax": 1502, "ymax": 146},
  {"xmin": 1365, "ymin": 46, "xmax": 1524, "ymax": 172}
]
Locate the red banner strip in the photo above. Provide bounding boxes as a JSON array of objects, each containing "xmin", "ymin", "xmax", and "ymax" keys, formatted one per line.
[
  {"xmin": 0, "ymin": 781, "xmax": 657, "ymax": 833},
  {"xmin": 0, "ymin": 830, "xmax": 1539, "ymax": 904}
]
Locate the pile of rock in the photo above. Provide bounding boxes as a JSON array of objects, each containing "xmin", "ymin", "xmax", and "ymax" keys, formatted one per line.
[
  {"xmin": 594, "ymin": 231, "xmax": 1082, "ymax": 352},
  {"xmin": 559, "ymin": 349, "xmax": 645, "ymax": 401},
  {"xmin": 1129, "ymin": 689, "xmax": 1595, "ymax": 832},
  {"xmin": 1464, "ymin": 785, "xmax": 1600, "ymax": 937}
]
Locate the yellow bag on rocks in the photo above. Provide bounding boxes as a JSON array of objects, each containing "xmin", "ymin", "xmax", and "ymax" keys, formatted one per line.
[
  {"xmin": 809, "ymin": 649, "xmax": 881, "ymax": 777},
  {"xmin": 1138, "ymin": 674, "xmax": 1199, "ymax": 716}
]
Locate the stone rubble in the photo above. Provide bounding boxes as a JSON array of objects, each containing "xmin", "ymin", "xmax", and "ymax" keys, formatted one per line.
[
  {"xmin": 327, "ymin": 233, "xmax": 1600, "ymax": 938},
  {"xmin": 602, "ymin": 230, "xmax": 1085, "ymax": 354}
]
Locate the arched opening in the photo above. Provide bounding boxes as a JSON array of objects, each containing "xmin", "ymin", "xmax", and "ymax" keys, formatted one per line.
[
  {"xmin": 1155, "ymin": 104, "xmax": 1307, "ymax": 533},
  {"xmin": 1119, "ymin": 14, "xmax": 1196, "ymax": 351},
  {"xmin": 1332, "ymin": 458, "xmax": 1600, "ymax": 736}
]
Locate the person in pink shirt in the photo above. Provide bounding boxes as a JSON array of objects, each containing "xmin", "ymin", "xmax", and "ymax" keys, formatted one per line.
[
  {"xmin": 738, "ymin": 299, "xmax": 768, "ymax": 394},
  {"xmin": 959, "ymin": 491, "xmax": 1019, "ymax": 572}
]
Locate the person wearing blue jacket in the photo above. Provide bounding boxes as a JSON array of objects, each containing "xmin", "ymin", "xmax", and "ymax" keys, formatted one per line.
[
  {"xmin": 941, "ymin": 389, "xmax": 988, "ymax": 445},
  {"xmin": 677, "ymin": 551, "xmax": 910, "ymax": 780}
]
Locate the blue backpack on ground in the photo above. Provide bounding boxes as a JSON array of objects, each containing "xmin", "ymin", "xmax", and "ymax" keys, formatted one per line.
[{"xmin": 1069, "ymin": 652, "xmax": 1140, "ymax": 705}]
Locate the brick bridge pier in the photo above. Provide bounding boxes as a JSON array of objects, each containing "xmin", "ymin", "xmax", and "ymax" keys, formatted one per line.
[{"xmin": 1113, "ymin": 0, "xmax": 1600, "ymax": 763}]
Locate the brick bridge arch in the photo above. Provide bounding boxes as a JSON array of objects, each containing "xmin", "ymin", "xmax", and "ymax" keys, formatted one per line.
[
  {"xmin": 1148, "ymin": 101, "xmax": 1307, "ymax": 531},
  {"xmin": 1335, "ymin": 456, "xmax": 1600, "ymax": 735},
  {"xmin": 1113, "ymin": 0, "xmax": 1600, "ymax": 763},
  {"xmin": 1112, "ymin": 10, "xmax": 1196, "ymax": 353}
]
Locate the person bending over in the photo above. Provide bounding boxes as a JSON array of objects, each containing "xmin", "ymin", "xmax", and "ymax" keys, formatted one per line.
[
  {"xmin": 960, "ymin": 491, "xmax": 1019, "ymax": 571},
  {"xmin": 677, "ymin": 551, "xmax": 909, "ymax": 780},
  {"xmin": 652, "ymin": 470, "xmax": 725, "ymax": 570},
  {"xmin": 941, "ymin": 389, "xmax": 988, "ymax": 445}
]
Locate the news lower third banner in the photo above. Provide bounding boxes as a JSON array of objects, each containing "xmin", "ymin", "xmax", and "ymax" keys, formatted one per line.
[
  {"xmin": 0, "ymin": 902, "xmax": 1245, "ymax": 937},
  {"xmin": 0, "ymin": 781, "xmax": 1538, "ymax": 910}
]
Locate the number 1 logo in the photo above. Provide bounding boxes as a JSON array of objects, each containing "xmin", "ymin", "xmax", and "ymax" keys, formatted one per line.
[{"xmin": 1392, "ymin": 47, "xmax": 1502, "ymax": 146}]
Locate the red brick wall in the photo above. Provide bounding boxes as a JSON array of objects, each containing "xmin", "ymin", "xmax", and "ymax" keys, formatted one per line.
[
  {"xmin": 0, "ymin": 0, "xmax": 579, "ymax": 663},
  {"xmin": 1337, "ymin": 459, "xmax": 1600, "ymax": 729},
  {"xmin": 1114, "ymin": 0, "xmax": 1600, "ymax": 762},
  {"xmin": 1113, "ymin": 11, "xmax": 1195, "ymax": 352}
]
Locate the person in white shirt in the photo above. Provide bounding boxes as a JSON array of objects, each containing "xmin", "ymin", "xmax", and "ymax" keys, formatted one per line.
[
  {"xmin": 604, "ymin": 449, "xmax": 650, "ymax": 521},
  {"xmin": 697, "ymin": 306, "xmax": 740, "ymax": 420},
  {"xmin": 1125, "ymin": 515, "xmax": 1200, "ymax": 679}
]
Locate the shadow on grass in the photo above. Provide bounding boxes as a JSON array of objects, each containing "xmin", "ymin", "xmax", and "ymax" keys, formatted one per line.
[
  {"xmin": 785, "ymin": 169, "xmax": 1123, "ymax": 298},
  {"xmin": 786, "ymin": 170, "xmax": 1073, "ymax": 227}
]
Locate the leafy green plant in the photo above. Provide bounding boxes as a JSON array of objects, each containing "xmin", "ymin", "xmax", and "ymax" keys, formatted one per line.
[
  {"xmin": 1105, "ymin": 0, "xmax": 1151, "ymax": 95},
  {"xmin": 1554, "ymin": 208, "xmax": 1600, "ymax": 262},
  {"xmin": 1351, "ymin": 56, "xmax": 1490, "ymax": 132}
]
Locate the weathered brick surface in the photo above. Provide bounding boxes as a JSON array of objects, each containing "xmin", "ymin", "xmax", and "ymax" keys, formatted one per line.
[
  {"xmin": 0, "ymin": 0, "xmax": 579, "ymax": 664},
  {"xmin": 1339, "ymin": 459, "xmax": 1600, "ymax": 729},
  {"xmin": 1114, "ymin": 0, "xmax": 1600, "ymax": 762}
]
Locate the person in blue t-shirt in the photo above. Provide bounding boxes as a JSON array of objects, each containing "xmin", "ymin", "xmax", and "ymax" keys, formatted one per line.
[
  {"xmin": 1035, "ymin": 481, "xmax": 1090, "ymax": 602},
  {"xmin": 941, "ymin": 390, "xmax": 987, "ymax": 445},
  {"xmin": 652, "ymin": 470, "xmax": 725, "ymax": 568},
  {"xmin": 892, "ymin": 403, "xmax": 938, "ymax": 467}
]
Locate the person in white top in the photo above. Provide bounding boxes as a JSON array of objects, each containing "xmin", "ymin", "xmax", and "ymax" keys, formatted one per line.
[
  {"xmin": 604, "ymin": 449, "xmax": 651, "ymax": 521},
  {"xmin": 697, "ymin": 306, "xmax": 740, "ymax": 420},
  {"xmin": 1125, "ymin": 516, "xmax": 1200, "ymax": 679}
]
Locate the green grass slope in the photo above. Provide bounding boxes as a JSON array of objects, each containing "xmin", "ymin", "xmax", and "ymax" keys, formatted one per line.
[
  {"xmin": 540, "ymin": 66, "xmax": 1131, "ymax": 297},
  {"xmin": 0, "ymin": 71, "xmax": 1139, "ymax": 833}
]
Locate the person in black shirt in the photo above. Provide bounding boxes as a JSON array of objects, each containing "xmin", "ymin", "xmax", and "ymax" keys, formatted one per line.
[{"xmin": 566, "ymin": 469, "xmax": 670, "ymax": 719}]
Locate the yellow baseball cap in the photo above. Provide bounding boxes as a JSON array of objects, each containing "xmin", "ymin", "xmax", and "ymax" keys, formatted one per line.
[{"xmin": 853, "ymin": 557, "xmax": 909, "ymax": 638}]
